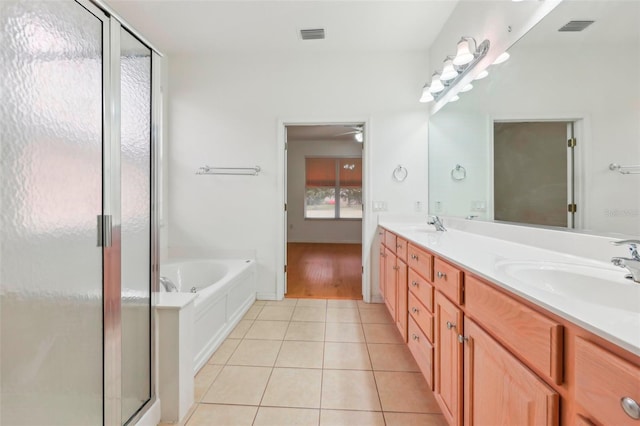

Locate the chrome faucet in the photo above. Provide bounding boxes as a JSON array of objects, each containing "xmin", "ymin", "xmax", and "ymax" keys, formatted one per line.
[
  {"xmin": 427, "ymin": 215, "xmax": 447, "ymax": 232},
  {"xmin": 611, "ymin": 239, "xmax": 640, "ymax": 283},
  {"xmin": 159, "ymin": 276, "xmax": 178, "ymax": 292}
]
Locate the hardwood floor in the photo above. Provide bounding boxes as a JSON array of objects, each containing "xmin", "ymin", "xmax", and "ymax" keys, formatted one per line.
[{"xmin": 286, "ymin": 243, "xmax": 362, "ymax": 300}]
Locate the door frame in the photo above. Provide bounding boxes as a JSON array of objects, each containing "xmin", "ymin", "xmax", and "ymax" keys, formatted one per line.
[
  {"xmin": 277, "ymin": 118, "xmax": 372, "ymax": 302},
  {"xmin": 488, "ymin": 114, "xmax": 587, "ymax": 229}
]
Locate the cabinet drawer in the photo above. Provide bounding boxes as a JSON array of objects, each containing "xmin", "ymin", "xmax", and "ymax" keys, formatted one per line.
[
  {"xmin": 408, "ymin": 316, "xmax": 434, "ymax": 390},
  {"xmin": 408, "ymin": 268, "xmax": 433, "ymax": 312},
  {"xmin": 465, "ymin": 275, "xmax": 563, "ymax": 385},
  {"xmin": 407, "ymin": 243, "xmax": 433, "ymax": 282},
  {"xmin": 575, "ymin": 338, "xmax": 640, "ymax": 425},
  {"xmin": 408, "ymin": 291, "xmax": 433, "ymax": 342},
  {"xmin": 384, "ymin": 231, "xmax": 397, "ymax": 253},
  {"xmin": 395, "ymin": 237, "xmax": 408, "ymax": 263},
  {"xmin": 433, "ymin": 258, "xmax": 463, "ymax": 305}
]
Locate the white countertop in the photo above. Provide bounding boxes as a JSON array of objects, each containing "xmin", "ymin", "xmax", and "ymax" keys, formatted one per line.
[{"xmin": 379, "ymin": 221, "xmax": 640, "ymax": 357}]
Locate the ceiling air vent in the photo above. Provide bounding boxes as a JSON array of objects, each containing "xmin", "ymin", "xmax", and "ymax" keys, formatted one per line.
[
  {"xmin": 300, "ymin": 28, "xmax": 325, "ymax": 40},
  {"xmin": 558, "ymin": 20, "xmax": 595, "ymax": 32}
]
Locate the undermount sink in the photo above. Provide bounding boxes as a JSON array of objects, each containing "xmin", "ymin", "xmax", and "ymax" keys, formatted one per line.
[{"xmin": 494, "ymin": 260, "xmax": 640, "ymax": 313}]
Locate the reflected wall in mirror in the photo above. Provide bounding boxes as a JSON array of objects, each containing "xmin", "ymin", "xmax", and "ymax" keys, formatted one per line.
[{"xmin": 428, "ymin": 1, "xmax": 640, "ymax": 237}]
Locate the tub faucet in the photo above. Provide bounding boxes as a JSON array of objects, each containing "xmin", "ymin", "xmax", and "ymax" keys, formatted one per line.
[
  {"xmin": 427, "ymin": 215, "xmax": 447, "ymax": 232},
  {"xmin": 160, "ymin": 276, "xmax": 178, "ymax": 292},
  {"xmin": 611, "ymin": 239, "xmax": 640, "ymax": 283}
]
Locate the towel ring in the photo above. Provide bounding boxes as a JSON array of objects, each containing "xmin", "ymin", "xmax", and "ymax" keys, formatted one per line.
[
  {"xmin": 393, "ymin": 165, "xmax": 408, "ymax": 182},
  {"xmin": 451, "ymin": 164, "xmax": 466, "ymax": 181}
]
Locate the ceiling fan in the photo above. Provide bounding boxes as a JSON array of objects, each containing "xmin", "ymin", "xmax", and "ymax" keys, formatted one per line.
[{"xmin": 334, "ymin": 125, "xmax": 364, "ymax": 142}]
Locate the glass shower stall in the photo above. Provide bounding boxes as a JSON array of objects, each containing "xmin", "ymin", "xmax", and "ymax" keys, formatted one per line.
[{"xmin": 0, "ymin": 0, "xmax": 161, "ymax": 424}]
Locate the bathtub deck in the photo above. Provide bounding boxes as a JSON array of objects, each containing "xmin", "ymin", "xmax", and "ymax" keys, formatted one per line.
[{"xmin": 286, "ymin": 243, "xmax": 362, "ymax": 300}]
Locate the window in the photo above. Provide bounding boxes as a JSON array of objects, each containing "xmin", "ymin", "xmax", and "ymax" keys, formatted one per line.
[{"xmin": 305, "ymin": 157, "xmax": 362, "ymax": 219}]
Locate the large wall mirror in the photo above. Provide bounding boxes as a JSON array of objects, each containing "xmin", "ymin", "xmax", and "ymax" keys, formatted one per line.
[{"xmin": 428, "ymin": 0, "xmax": 639, "ymax": 237}]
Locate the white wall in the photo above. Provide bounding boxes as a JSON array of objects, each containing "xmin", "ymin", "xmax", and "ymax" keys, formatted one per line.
[
  {"xmin": 167, "ymin": 51, "xmax": 429, "ymax": 299},
  {"xmin": 287, "ymin": 138, "xmax": 362, "ymax": 244}
]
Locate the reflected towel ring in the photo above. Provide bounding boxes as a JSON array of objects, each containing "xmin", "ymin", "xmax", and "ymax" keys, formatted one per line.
[
  {"xmin": 451, "ymin": 164, "xmax": 466, "ymax": 181},
  {"xmin": 393, "ymin": 165, "xmax": 408, "ymax": 182}
]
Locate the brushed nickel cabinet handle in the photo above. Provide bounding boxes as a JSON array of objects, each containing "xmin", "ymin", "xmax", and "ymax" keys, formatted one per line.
[
  {"xmin": 412, "ymin": 334, "xmax": 419, "ymax": 341},
  {"xmin": 411, "ymin": 281, "xmax": 419, "ymax": 287},
  {"xmin": 412, "ymin": 307, "xmax": 419, "ymax": 314},
  {"xmin": 621, "ymin": 397, "xmax": 640, "ymax": 420},
  {"xmin": 411, "ymin": 254, "xmax": 418, "ymax": 260},
  {"xmin": 446, "ymin": 321, "xmax": 456, "ymax": 330},
  {"xmin": 458, "ymin": 334, "xmax": 468, "ymax": 344},
  {"xmin": 437, "ymin": 271, "xmax": 447, "ymax": 279}
]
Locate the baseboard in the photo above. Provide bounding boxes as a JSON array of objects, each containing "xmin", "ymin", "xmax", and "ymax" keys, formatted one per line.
[
  {"xmin": 370, "ymin": 294, "xmax": 384, "ymax": 304},
  {"xmin": 257, "ymin": 292, "xmax": 279, "ymax": 300}
]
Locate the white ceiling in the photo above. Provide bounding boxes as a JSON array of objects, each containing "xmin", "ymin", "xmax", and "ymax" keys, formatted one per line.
[{"xmin": 107, "ymin": 0, "xmax": 458, "ymax": 55}]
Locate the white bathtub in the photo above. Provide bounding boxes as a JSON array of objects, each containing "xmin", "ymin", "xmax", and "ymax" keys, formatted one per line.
[{"xmin": 159, "ymin": 258, "xmax": 257, "ymax": 373}]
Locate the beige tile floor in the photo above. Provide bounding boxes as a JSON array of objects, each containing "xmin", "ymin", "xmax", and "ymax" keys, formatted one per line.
[{"xmin": 168, "ymin": 299, "xmax": 447, "ymax": 426}]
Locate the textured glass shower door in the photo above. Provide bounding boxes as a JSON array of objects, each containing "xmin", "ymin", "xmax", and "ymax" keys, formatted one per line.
[
  {"xmin": 120, "ymin": 27, "xmax": 152, "ymax": 424},
  {"xmin": 0, "ymin": 1, "xmax": 106, "ymax": 423}
]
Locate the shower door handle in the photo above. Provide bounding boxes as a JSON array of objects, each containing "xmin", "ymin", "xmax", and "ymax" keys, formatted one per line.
[{"xmin": 97, "ymin": 215, "xmax": 112, "ymax": 247}]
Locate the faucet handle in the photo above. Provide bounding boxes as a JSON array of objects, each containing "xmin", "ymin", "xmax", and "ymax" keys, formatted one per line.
[{"xmin": 612, "ymin": 240, "xmax": 640, "ymax": 261}]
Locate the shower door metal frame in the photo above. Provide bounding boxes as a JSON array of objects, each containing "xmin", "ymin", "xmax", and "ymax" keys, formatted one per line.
[{"xmin": 77, "ymin": 1, "xmax": 162, "ymax": 424}]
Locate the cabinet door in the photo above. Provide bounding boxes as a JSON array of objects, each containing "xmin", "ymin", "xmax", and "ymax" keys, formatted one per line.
[
  {"xmin": 379, "ymin": 243, "xmax": 386, "ymax": 298},
  {"xmin": 395, "ymin": 259, "xmax": 408, "ymax": 342},
  {"xmin": 463, "ymin": 318, "xmax": 559, "ymax": 426},
  {"xmin": 384, "ymin": 248, "xmax": 397, "ymax": 319},
  {"xmin": 435, "ymin": 292, "xmax": 463, "ymax": 426}
]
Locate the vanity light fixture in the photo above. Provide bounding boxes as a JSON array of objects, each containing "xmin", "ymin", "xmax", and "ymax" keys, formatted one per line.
[
  {"xmin": 441, "ymin": 56, "xmax": 458, "ymax": 81},
  {"xmin": 429, "ymin": 72, "xmax": 445, "ymax": 93},
  {"xmin": 420, "ymin": 84, "xmax": 435, "ymax": 103},
  {"xmin": 474, "ymin": 69, "xmax": 489, "ymax": 80},
  {"xmin": 419, "ymin": 37, "xmax": 490, "ymax": 103},
  {"xmin": 460, "ymin": 83, "xmax": 473, "ymax": 93},
  {"xmin": 453, "ymin": 37, "xmax": 476, "ymax": 66},
  {"xmin": 493, "ymin": 52, "xmax": 510, "ymax": 65},
  {"xmin": 354, "ymin": 132, "xmax": 363, "ymax": 143}
]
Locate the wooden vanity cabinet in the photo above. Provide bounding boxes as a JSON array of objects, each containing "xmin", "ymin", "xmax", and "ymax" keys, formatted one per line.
[
  {"xmin": 380, "ymin": 229, "xmax": 408, "ymax": 342},
  {"xmin": 574, "ymin": 337, "xmax": 640, "ymax": 425},
  {"xmin": 408, "ymin": 316, "xmax": 434, "ymax": 389},
  {"xmin": 378, "ymin": 228, "xmax": 385, "ymax": 297},
  {"xmin": 377, "ymin": 229, "xmax": 640, "ymax": 426},
  {"xmin": 384, "ymin": 247, "xmax": 397, "ymax": 319},
  {"xmin": 465, "ymin": 275, "xmax": 564, "ymax": 385},
  {"xmin": 435, "ymin": 291, "xmax": 464, "ymax": 426},
  {"xmin": 463, "ymin": 318, "xmax": 559, "ymax": 426}
]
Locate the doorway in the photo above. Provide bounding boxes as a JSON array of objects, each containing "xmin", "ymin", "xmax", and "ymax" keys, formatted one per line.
[
  {"xmin": 493, "ymin": 120, "xmax": 576, "ymax": 228},
  {"xmin": 284, "ymin": 124, "xmax": 364, "ymax": 299}
]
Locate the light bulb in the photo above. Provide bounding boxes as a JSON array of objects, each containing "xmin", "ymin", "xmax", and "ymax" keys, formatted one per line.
[
  {"xmin": 420, "ymin": 84, "xmax": 434, "ymax": 103},
  {"xmin": 474, "ymin": 70, "xmax": 489, "ymax": 80},
  {"xmin": 429, "ymin": 72, "xmax": 444, "ymax": 93},
  {"xmin": 453, "ymin": 37, "xmax": 475, "ymax": 66},
  {"xmin": 493, "ymin": 52, "xmax": 510, "ymax": 65},
  {"xmin": 460, "ymin": 83, "xmax": 473, "ymax": 93},
  {"xmin": 450, "ymin": 95, "xmax": 460, "ymax": 102},
  {"xmin": 441, "ymin": 56, "xmax": 458, "ymax": 81},
  {"xmin": 355, "ymin": 132, "xmax": 363, "ymax": 143}
]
